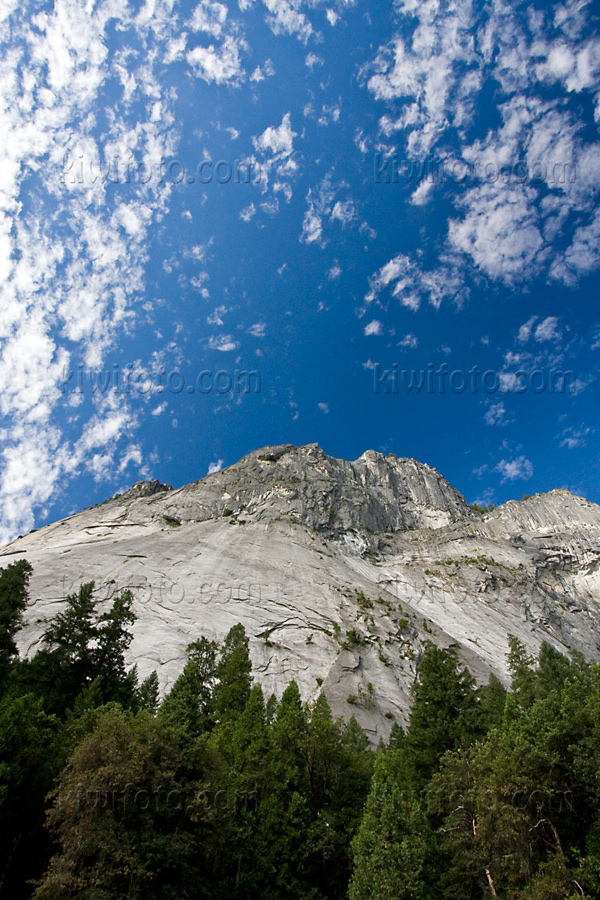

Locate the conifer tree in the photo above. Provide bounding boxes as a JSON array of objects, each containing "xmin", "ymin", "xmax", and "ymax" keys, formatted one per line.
[
  {"xmin": 211, "ymin": 684, "xmax": 269, "ymax": 897},
  {"xmin": 213, "ymin": 624, "xmax": 252, "ymax": 727},
  {"xmin": 159, "ymin": 637, "xmax": 218, "ymax": 737},
  {"xmin": 257, "ymin": 681, "xmax": 312, "ymax": 899},
  {"xmin": 536, "ymin": 640, "xmax": 574, "ymax": 700},
  {"xmin": 476, "ymin": 672, "xmax": 508, "ymax": 733},
  {"xmin": 349, "ymin": 748, "xmax": 432, "ymax": 900},
  {"xmin": 0, "ymin": 560, "xmax": 33, "ymax": 692},
  {"xmin": 406, "ymin": 642, "xmax": 477, "ymax": 788},
  {"xmin": 306, "ymin": 696, "xmax": 373, "ymax": 899},
  {"xmin": 138, "ymin": 670, "xmax": 160, "ymax": 714},
  {"xmin": 507, "ymin": 634, "xmax": 537, "ymax": 710},
  {"xmin": 16, "ymin": 582, "xmax": 137, "ymax": 716}
]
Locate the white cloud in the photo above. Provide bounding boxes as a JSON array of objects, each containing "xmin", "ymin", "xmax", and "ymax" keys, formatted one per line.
[
  {"xmin": 364, "ymin": 0, "xmax": 479, "ymax": 158},
  {"xmin": 317, "ymin": 102, "xmax": 342, "ymax": 126},
  {"xmin": 249, "ymin": 58, "xmax": 275, "ymax": 82},
  {"xmin": 208, "ymin": 334, "xmax": 240, "ymax": 352},
  {"xmin": 559, "ymin": 425, "xmax": 593, "ymax": 449},
  {"xmin": 0, "ymin": 0, "xmax": 181, "ymax": 540},
  {"xmin": 354, "ymin": 128, "xmax": 369, "ymax": 154},
  {"xmin": 364, "ymin": 320, "xmax": 383, "ymax": 336},
  {"xmin": 262, "ymin": 0, "xmax": 313, "ymax": 43},
  {"xmin": 208, "ymin": 459, "xmax": 224, "ymax": 474},
  {"xmin": 517, "ymin": 315, "xmax": 538, "ymax": 343},
  {"xmin": 398, "ymin": 333, "xmax": 417, "ymax": 348},
  {"xmin": 248, "ymin": 322, "xmax": 267, "ymax": 337},
  {"xmin": 260, "ymin": 197, "xmax": 279, "ymax": 215},
  {"xmin": 551, "ymin": 207, "xmax": 600, "ymax": 283},
  {"xmin": 240, "ymin": 202, "xmax": 256, "ymax": 222},
  {"xmin": 187, "ymin": 35, "xmax": 246, "ymax": 84},
  {"xmin": 360, "ymin": 0, "xmax": 600, "ymax": 309},
  {"xmin": 448, "ymin": 184, "xmax": 544, "ymax": 283},
  {"xmin": 331, "ymin": 199, "xmax": 355, "ymax": 225},
  {"xmin": 328, "ymin": 262, "xmax": 342, "ymax": 279},
  {"xmin": 495, "ymin": 456, "xmax": 534, "ymax": 482},
  {"xmin": 305, "ymin": 52, "xmax": 323, "ymax": 68},
  {"xmin": 191, "ymin": 1, "xmax": 228, "ymax": 37},
  {"xmin": 301, "ymin": 207, "xmax": 324, "ymax": 245},
  {"xmin": 534, "ymin": 316, "xmax": 560, "ymax": 342},
  {"xmin": 260, "ymin": 0, "xmax": 356, "ymax": 43},
  {"xmin": 151, "ymin": 401, "xmax": 168, "ymax": 416},
  {"xmin": 251, "ymin": 112, "xmax": 299, "ymax": 203},
  {"xmin": 484, "ymin": 402, "xmax": 509, "ymax": 426},
  {"xmin": 300, "ymin": 174, "xmax": 358, "ymax": 247},
  {"xmin": 207, "ymin": 305, "xmax": 227, "ymax": 326},
  {"xmin": 317, "ymin": 401, "xmax": 329, "ymax": 414},
  {"xmin": 365, "ymin": 253, "xmax": 466, "ymax": 311},
  {"xmin": 410, "ymin": 179, "xmax": 435, "ymax": 206},
  {"xmin": 253, "ymin": 112, "xmax": 295, "ymax": 156}
]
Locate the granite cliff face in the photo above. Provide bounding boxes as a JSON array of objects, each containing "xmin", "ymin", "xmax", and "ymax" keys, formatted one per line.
[
  {"xmin": 4, "ymin": 444, "xmax": 600, "ymax": 742},
  {"xmin": 156, "ymin": 442, "xmax": 470, "ymax": 534}
]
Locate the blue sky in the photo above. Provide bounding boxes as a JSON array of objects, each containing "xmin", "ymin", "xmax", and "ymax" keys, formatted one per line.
[{"xmin": 1, "ymin": 0, "xmax": 600, "ymax": 539}]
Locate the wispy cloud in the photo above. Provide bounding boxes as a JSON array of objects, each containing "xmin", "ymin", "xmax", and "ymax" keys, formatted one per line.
[{"xmin": 495, "ymin": 456, "xmax": 534, "ymax": 482}]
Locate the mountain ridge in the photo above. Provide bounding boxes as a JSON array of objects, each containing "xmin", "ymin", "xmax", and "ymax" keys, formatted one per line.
[{"xmin": 4, "ymin": 443, "xmax": 600, "ymax": 742}]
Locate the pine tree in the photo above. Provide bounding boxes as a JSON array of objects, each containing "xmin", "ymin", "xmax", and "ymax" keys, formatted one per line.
[
  {"xmin": 211, "ymin": 684, "xmax": 270, "ymax": 897},
  {"xmin": 93, "ymin": 588, "xmax": 136, "ymax": 703},
  {"xmin": 349, "ymin": 748, "xmax": 432, "ymax": 900},
  {"xmin": 17, "ymin": 582, "xmax": 137, "ymax": 716},
  {"xmin": 0, "ymin": 560, "xmax": 33, "ymax": 692},
  {"xmin": 536, "ymin": 641, "xmax": 574, "ymax": 700},
  {"xmin": 138, "ymin": 670, "xmax": 160, "ymax": 714},
  {"xmin": 507, "ymin": 634, "xmax": 537, "ymax": 710},
  {"xmin": 406, "ymin": 642, "xmax": 477, "ymax": 788},
  {"xmin": 305, "ymin": 696, "xmax": 373, "ymax": 899},
  {"xmin": 476, "ymin": 672, "xmax": 508, "ymax": 734},
  {"xmin": 257, "ymin": 681, "xmax": 312, "ymax": 899},
  {"xmin": 159, "ymin": 637, "xmax": 218, "ymax": 737},
  {"xmin": 213, "ymin": 624, "xmax": 252, "ymax": 727}
]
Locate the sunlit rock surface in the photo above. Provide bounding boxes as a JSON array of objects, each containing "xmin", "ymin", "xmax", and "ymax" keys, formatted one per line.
[{"xmin": 4, "ymin": 444, "xmax": 600, "ymax": 742}]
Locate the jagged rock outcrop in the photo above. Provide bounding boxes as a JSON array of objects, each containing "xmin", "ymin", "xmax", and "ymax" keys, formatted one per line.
[
  {"xmin": 4, "ymin": 444, "xmax": 600, "ymax": 742},
  {"xmin": 118, "ymin": 480, "xmax": 173, "ymax": 501},
  {"xmin": 150, "ymin": 443, "xmax": 470, "ymax": 535}
]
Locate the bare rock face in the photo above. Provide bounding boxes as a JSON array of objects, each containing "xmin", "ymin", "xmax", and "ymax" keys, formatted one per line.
[
  {"xmin": 117, "ymin": 480, "xmax": 173, "ymax": 502},
  {"xmin": 4, "ymin": 444, "xmax": 600, "ymax": 743},
  {"xmin": 152, "ymin": 443, "xmax": 471, "ymax": 535}
]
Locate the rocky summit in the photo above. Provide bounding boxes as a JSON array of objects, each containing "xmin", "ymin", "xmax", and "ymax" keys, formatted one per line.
[{"xmin": 3, "ymin": 443, "xmax": 600, "ymax": 742}]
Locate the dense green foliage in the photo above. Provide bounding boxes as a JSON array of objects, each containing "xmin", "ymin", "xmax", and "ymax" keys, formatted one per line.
[
  {"xmin": 350, "ymin": 640, "xmax": 600, "ymax": 899},
  {"xmin": 1, "ymin": 559, "xmax": 600, "ymax": 897}
]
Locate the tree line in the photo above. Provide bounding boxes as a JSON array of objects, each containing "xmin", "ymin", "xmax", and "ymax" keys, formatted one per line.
[{"xmin": 0, "ymin": 559, "xmax": 599, "ymax": 898}]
